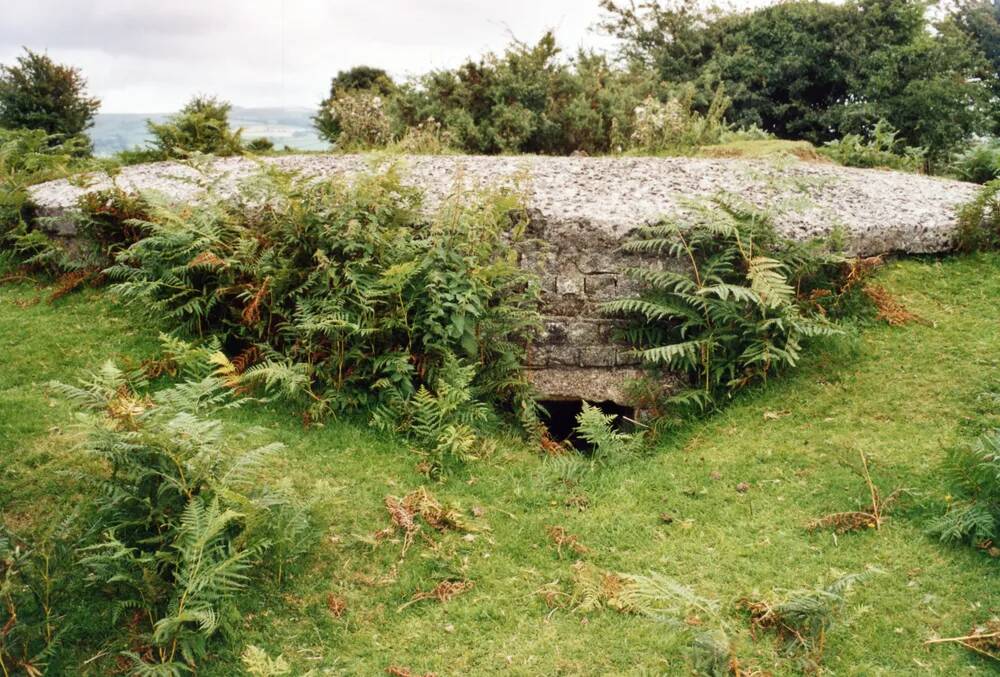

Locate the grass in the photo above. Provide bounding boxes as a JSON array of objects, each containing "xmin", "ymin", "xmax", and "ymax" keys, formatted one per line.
[{"xmin": 2, "ymin": 253, "xmax": 999, "ymax": 675}]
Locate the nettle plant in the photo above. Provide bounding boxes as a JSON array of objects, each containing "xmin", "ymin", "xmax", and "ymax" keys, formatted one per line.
[
  {"xmin": 602, "ymin": 199, "xmax": 845, "ymax": 414},
  {"xmin": 104, "ymin": 165, "xmax": 541, "ymax": 461}
]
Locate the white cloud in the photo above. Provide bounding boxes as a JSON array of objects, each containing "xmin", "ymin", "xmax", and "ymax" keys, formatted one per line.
[{"xmin": 0, "ymin": 0, "xmax": 622, "ymax": 112}]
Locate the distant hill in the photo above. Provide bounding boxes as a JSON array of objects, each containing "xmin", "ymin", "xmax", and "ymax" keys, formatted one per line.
[{"xmin": 89, "ymin": 106, "xmax": 327, "ymax": 156}]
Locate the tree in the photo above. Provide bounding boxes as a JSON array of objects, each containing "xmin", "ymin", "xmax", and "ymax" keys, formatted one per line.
[
  {"xmin": 146, "ymin": 95, "xmax": 244, "ymax": 158},
  {"xmin": 0, "ymin": 48, "xmax": 100, "ymax": 148},
  {"xmin": 948, "ymin": 0, "xmax": 1000, "ymax": 132},
  {"xmin": 314, "ymin": 66, "xmax": 395, "ymax": 143},
  {"xmin": 605, "ymin": 0, "xmax": 995, "ymax": 160},
  {"xmin": 598, "ymin": 0, "xmax": 724, "ymax": 83}
]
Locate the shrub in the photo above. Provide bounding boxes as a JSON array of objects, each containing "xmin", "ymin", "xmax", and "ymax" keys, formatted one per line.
[
  {"xmin": 105, "ymin": 166, "xmax": 541, "ymax": 430},
  {"xmin": 629, "ymin": 84, "xmax": 730, "ymax": 153},
  {"xmin": 0, "ymin": 520, "xmax": 81, "ymax": 676},
  {"xmin": 928, "ymin": 426, "xmax": 1000, "ymax": 547},
  {"xmin": 819, "ymin": 120, "xmax": 926, "ymax": 172},
  {"xmin": 0, "ymin": 48, "xmax": 100, "ymax": 150},
  {"xmin": 245, "ymin": 137, "xmax": 275, "ymax": 153},
  {"xmin": 51, "ymin": 359, "xmax": 313, "ymax": 673},
  {"xmin": 0, "ymin": 128, "xmax": 95, "ymax": 274},
  {"xmin": 146, "ymin": 95, "xmax": 244, "ymax": 159},
  {"xmin": 391, "ymin": 33, "xmax": 660, "ymax": 155},
  {"xmin": 314, "ymin": 66, "xmax": 395, "ymax": 144},
  {"xmin": 952, "ymin": 140, "xmax": 1000, "ymax": 184},
  {"xmin": 954, "ymin": 179, "xmax": 1000, "ymax": 251},
  {"xmin": 601, "ymin": 199, "xmax": 844, "ymax": 414},
  {"xmin": 324, "ymin": 90, "xmax": 392, "ymax": 150}
]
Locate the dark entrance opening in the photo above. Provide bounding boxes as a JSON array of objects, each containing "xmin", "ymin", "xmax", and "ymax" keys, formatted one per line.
[{"xmin": 538, "ymin": 399, "xmax": 636, "ymax": 452}]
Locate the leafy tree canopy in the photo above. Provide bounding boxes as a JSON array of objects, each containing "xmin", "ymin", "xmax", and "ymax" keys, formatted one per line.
[{"xmin": 0, "ymin": 48, "xmax": 100, "ymax": 149}]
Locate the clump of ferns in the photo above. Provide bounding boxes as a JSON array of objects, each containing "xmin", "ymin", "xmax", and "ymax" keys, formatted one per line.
[
  {"xmin": 0, "ymin": 516, "xmax": 82, "ymax": 677},
  {"xmin": 105, "ymin": 165, "xmax": 542, "ymax": 439},
  {"xmin": 601, "ymin": 198, "xmax": 845, "ymax": 418},
  {"xmin": 928, "ymin": 426, "xmax": 1000, "ymax": 551},
  {"xmin": 48, "ymin": 358, "xmax": 316, "ymax": 675},
  {"xmin": 739, "ymin": 570, "xmax": 879, "ymax": 671}
]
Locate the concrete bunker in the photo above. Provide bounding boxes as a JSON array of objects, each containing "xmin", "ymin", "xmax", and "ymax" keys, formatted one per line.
[{"xmin": 27, "ymin": 154, "xmax": 979, "ymax": 407}]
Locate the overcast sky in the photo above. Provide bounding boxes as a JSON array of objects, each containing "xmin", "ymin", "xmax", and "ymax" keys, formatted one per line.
[{"xmin": 0, "ymin": 1, "xmax": 644, "ymax": 113}]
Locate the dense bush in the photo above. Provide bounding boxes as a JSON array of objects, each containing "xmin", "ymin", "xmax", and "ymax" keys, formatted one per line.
[
  {"xmin": 955, "ymin": 179, "xmax": 1000, "ymax": 251},
  {"xmin": 386, "ymin": 33, "xmax": 662, "ymax": 155},
  {"xmin": 51, "ymin": 360, "xmax": 312, "ymax": 673},
  {"xmin": 146, "ymin": 95, "xmax": 244, "ymax": 159},
  {"xmin": 819, "ymin": 120, "xmax": 926, "ymax": 172},
  {"xmin": 0, "ymin": 48, "xmax": 100, "ymax": 151},
  {"xmin": 104, "ymin": 166, "xmax": 541, "ymax": 436},
  {"xmin": 601, "ymin": 199, "xmax": 845, "ymax": 414},
  {"xmin": 323, "ymin": 90, "xmax": 392, "ymax": 150},
  {"xmin": 951, "ymin": 140, "xmax": 1000, "ymax": 184},
  {"xmin": 629, "ymin": 84, "xmax": 729, "ymax": 153},
  {"xmin": 314, "ymin": 66, "xmax": 396, "ymax": 145},
  {"xmin": 600, "ymin": 0, "xmax": 997, "ymax": 162}
]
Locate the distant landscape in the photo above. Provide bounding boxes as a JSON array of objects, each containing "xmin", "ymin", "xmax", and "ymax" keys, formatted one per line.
[{"xmin": 89, "ymin": 106, "xmax": 327, "ymax": 156}]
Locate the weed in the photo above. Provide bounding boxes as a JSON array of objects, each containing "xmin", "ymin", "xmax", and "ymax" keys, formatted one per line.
[
  {"xmin": 740, "ymin": 571, "xmax": 877, "ymax": 667},
  {"xmin": 807, "ymin": 452, "xmax": 902, "ymax": 533}
]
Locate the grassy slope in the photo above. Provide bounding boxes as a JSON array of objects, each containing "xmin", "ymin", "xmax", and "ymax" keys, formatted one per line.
[{"xmin": 1, "ymin": 254, "xmax": 999, "ymax": 675}]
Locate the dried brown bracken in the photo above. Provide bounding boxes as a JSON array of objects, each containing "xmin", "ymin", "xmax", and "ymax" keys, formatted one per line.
[
  {"xmin": 386, "ymin": 666, "xmax": 437, "ymax": 677},
  {"xmin": 187, "ymin": 251, "xmax": 227, "ymax": 269},
  {"xmin": 48, "ymin": 268, "xmax": 98, "ymax": 303},
  {"xmin": 242, "ymin": 277, "xmax": 270, "ymax": 325},
  {"xmin": 326, "ymin": 593, "xmax": 347, "ymax": 618},
  {"xmin": 397, "ymin": 580, "xmax": 474, "ymax": 611},
  {"xmin": 375, "ymin": 488, "xmax": 469, "ymax": 554},
  {"xmin": 925, "ymin": 619, "xmax": 1000, "ymax": 662},
  {"xmin": 540, "ymin": 431, "xmax": 569, "ymax": 456},
  {"xmin": 807, "ymin": 451, "xmax": 901, "ymax": 533},
  {"xmin": 547, "ymin": 525, "xmax": 589, "ymax": 558},
  {"xmin": 863, "ymin": 283, "xmax": 923, "ymax": 326}
]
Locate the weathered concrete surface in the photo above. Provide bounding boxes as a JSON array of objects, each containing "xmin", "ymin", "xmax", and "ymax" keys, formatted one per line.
[{"xmin": 28, "ymin": 154, "xmax": 980, "ymax": 404}]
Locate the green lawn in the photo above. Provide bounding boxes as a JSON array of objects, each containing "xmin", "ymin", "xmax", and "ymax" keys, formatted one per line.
[{"xmin": 2, "ymin": 253, "xmax": 999, "ymax": 675}]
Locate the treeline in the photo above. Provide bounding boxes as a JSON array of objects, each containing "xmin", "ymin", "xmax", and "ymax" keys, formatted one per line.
[
  {"xmin": 1, "ymin": 0, "xmax": 999, "ymax": 177},
  {"xmin": 315, "ymin": 0, "xmax": 1000, "ymax": 171}
]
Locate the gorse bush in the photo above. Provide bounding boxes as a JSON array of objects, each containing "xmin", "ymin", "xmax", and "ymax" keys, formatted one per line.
[
  {"xmin": 819, "ymin": 120, "xmax": 926, "ymax": 172},
  {"xmin": 601, "ymin": 199, "xmax": 844, "ymax": 414},
  {"xmin": 389, "ymin": 32, "xmax": 662, "ymax": 155},
  {"xmin": 105, "ymin": 166, "xmax": 541, "ymax": 430},
  {"xmin": 51, "ymin": 359, "xmax": 313, "ymax": 674}
]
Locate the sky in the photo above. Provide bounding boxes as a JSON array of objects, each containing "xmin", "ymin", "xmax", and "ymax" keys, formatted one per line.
[{"xmin": 0, "ymin": 0, "xmax": 633, "ymax": 114}]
